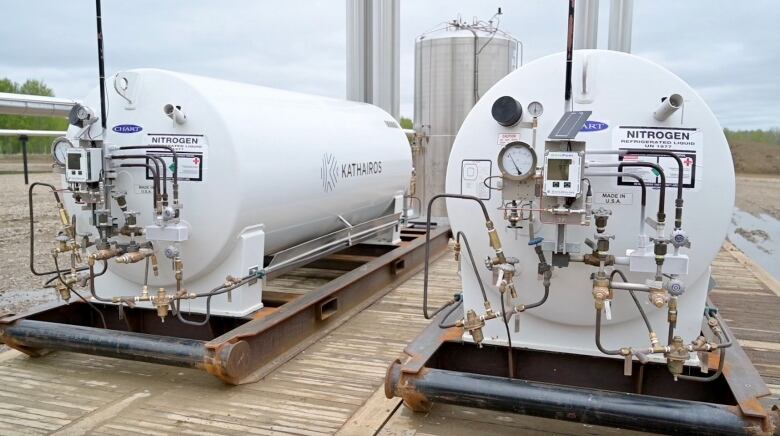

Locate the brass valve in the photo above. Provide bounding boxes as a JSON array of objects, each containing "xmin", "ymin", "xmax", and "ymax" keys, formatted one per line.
[
  {"xmin": 115, "ymin": 249, "xmax": 153, "ymax": 264},
  {"xmin": 453, "ymin": 241, "xmax": 461, "ymax": 262},
  {"xmin": 648, "ymin": 285, "xmax": 669, "ymax": 308},
  {"xmin": 592, "ymin": 276, "xmax": 611, "ymax": 309},
  {"xmin": 89, "ymin": 247, "xmax": 120, "ymax": 264},
  {"xmin": 55, "ymin": 282, "xmax": 71, "ymax": 302},
  {"xmin": 463, "ymin": 309, "xmax": 485, "ymax": 347},
  {"xmin": 666, "ymin": 335, "xmax": 689, "ymax": 377},
  {"xmin": 153, "ymin": 288, "xmax": 171, "ymax": 321}
]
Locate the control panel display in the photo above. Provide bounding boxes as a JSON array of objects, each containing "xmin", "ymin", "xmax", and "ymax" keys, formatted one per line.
[{"xmin": 543, "ymin": 151, "xmax": 582, "ymax": 197}]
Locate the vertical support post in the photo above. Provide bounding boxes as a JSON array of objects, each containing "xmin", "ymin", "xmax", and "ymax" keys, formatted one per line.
[
  {"xmin": 346, "ymin": 0, "xmax": 400, "ymax": 119},
  {"xmin": 574, "ymin": 0, "xmax": 599, "ymax": 50},
  {"xmin": 608, "ymin": 0, "xmax": 633, "ymax": 53},
  {"xmin": 20, "ymin": 134, "xmax": 29, "ymax": 185}
]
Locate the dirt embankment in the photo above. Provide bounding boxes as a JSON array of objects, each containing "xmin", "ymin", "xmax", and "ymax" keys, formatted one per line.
[
  {"xmin": 729, "ymin": 140, "xmax": 780, "ymax": 176},
  {"xmin": 735, "ymin": 174, "xmax": 780, "ymax": 220}
]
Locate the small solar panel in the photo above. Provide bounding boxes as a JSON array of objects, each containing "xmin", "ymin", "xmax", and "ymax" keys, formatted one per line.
[{"xmin": 548, "ymin": 111, "xmax": 592, "ymax": 140}]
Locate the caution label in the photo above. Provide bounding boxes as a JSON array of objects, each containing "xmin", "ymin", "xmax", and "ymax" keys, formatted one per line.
[
  {"xmin": 613, "ymin": 126, "xmax": 702, "ymax": 191},
  {"xmin": 498, "ymin": 133, "xmax": 521, "ymax": 146},
  {"xmin": 461, "ymin": 159, "xmax": 492, "ymax": 200},
  {"xmin": 145, "ymin": 133, "xmax": 208, "ymax": 182}
]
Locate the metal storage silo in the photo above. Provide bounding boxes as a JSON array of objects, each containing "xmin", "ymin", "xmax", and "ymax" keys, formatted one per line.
[{"xmin": 413, "ymin": 18, "xmax": 520, "ymax": 218}]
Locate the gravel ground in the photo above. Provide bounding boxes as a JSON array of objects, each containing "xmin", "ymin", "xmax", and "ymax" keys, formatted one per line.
[{"xmin": 0, "ymin": 172, "xmax": 61, "ymax": 313}]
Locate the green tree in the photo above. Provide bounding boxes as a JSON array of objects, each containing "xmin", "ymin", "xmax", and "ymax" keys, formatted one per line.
[{"xmin": 0, "ymin": 78, "xmax": 69, "ymax": 154}]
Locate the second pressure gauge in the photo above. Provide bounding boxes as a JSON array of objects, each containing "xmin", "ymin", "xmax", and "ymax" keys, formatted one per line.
[
  {"xmin": 498, "ymin": 141, "xmax": 537, "ymax": 181},
  {"xmin": 528, "ymin": 101, "xmax": 544, "ymax": 117},
  {"xmin": 51, "ymin": 137, "xmax": 72, "ymax": 167}
]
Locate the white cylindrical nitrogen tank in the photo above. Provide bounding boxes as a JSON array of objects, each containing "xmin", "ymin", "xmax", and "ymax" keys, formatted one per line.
[
  {"xmin": 414, "ymin": 21, "xmax": 518, "ymax": 218},
  {"xmin": 66, "ymin": 69, "xmax": 412, "ymax": 315},
  {"xmin": 445, "ymin": 50, "xmax": 734, "ymax": 360}
]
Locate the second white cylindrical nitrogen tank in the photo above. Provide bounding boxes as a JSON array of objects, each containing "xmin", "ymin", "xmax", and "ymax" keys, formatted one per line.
[{"xmin": 67, "ymin": 69, "xmax": 412, "ymax": 315}]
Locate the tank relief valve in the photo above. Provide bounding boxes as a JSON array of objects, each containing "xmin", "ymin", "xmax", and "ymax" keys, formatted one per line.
[
  {"xmin": 666, "ymin": 335, "xmax": 690, "ymax": 380},
  {"xmin": 463, "ymin": 309, "xmax": 486, "ymax": 347},
  {"xmin": 646, "ymin": 279, "xmax": 669, "ymax": 308},
  {"xmin": 153, "ymin": 288, "xmax": 172, "ymax": 322}
]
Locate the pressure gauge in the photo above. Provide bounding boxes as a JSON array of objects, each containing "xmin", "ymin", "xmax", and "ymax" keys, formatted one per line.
[
  {"xmin": 528, "ymin": 101, "xmax": 544, "ymax": 118},
  {"xmin": 498, "ymin": 141, "xmax": 537, "ymax": 181},
  {"xmin": 51, "ymin": 137, "xmax": 72, "ymax": 166}
]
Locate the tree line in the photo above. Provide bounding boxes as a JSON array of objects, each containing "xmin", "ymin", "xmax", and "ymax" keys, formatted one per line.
[{"xmin": 0, "ymin": 78, "xmax": 68, "ymax": 154}]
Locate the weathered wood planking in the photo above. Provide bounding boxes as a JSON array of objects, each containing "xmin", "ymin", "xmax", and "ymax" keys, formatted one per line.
[
  {"xmin": 0, "ymin": 241, "xmax": 777, "ymax": 435},
  {"xmin": 0, "ymin": 247, "xmax": 459, "ymax": 435}
]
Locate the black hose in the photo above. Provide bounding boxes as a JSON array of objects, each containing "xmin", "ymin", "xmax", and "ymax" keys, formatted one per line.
[
  {"xmin": 456, "ymin": 231, "xmax": 488, "ymax": 302},
  {"xmin": 118, "ymin": 146, "xmax": 179, "ymax": 194},
  {"xmin": 595, "ymin": 308, "xmax": 623, "ymax": 356},
  {"xmin": 118, "ymin": 163, "xmax": 159, "ymax": 210},
  {"xmin": 175, "ymin": 276, "xmax": 254, "ymax": 326},
  {"xmin": 617, "ymin": 161, "xmax": 666, "ymax": 222},
  {"xmin": 52, "ymin": 255, "xmax": 107, "ymax": 328},
  {"xmin": 521, "ymin": 284, "xmax": 550, "ymax": 312},
  {"xmin": 625, "ymin": 150, "xmax": 684, "ymax": 228},
  {"xmin": 423, "ymin": 194, "xmax": 491, "ymax": 319},
  {"xmin": 28, "ymin": 182, "xmax": 80, "ymax": 277},
  {"xmin": 438, "ymin": 300, "xmax": 463, "ymax": 329},
  {"xmin": 499, "ymin": 292, "xmax": 515, "ymax": 378},
  {"xmin": 610, "ymin": 269, "xmax": 652, "ymax": 334}
]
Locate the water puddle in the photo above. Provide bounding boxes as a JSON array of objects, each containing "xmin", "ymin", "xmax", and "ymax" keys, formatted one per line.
[{"xmin": 728, "ymin": 208, "xmax": 780, "ymax": 282}]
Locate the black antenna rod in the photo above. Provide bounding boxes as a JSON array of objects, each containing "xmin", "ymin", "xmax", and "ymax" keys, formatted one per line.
[
  {"xmin": 565, "ymin": 0, "xmax": 575, "ymax": 104},
  {"xmin": 95, "ymin": 0, "xmax": 108, "ymax": 132}
]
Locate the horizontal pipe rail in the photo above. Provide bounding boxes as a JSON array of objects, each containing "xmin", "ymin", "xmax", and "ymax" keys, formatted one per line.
[
  {"xmin": 1, "ymin": 319, "xmax": 208, "ymax": 368},
  {"xmin": 388, "ymin": 366, "xmax": 763, "ymax": 435}
]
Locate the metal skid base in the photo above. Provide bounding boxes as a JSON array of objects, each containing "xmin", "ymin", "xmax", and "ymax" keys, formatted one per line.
[
  {"xmin": 385, "ymin": 308, "xmax": 780, "ymax": 435},
  {"xmin": 0, "ymin": 226, "xmax": 451, "ymax": 385}
]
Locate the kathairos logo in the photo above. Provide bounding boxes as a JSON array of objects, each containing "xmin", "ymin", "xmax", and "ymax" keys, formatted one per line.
[
  {"xmin": 321, "ymin": 153, "xmax": 383, "ymax": 192},
  {"xmin": 322, "ymin": 153, "xmax": 339, "ymax": 192}
]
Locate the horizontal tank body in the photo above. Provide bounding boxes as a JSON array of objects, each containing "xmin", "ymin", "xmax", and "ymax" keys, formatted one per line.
[
  {"xmin": 445, "ymin": 50, "xmax": 734, "ymax": 360},
  {"xmin": 67, "ymin": 69, "xmax": 412, "ymax": 315},
  {"xmin": 414, "ymin": 23, "xmax": 518, "ymax": 218}
]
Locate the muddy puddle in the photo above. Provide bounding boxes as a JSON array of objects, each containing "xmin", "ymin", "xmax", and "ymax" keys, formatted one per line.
[{"xmin": 728, "ymin": 208, "xmax": 780, "ymax": 281}]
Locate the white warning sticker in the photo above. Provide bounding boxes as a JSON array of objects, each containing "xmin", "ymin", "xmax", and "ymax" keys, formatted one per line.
[
  {"xmin": 595, "ymin": 192, "xmax": 633, "ymax": 205},
  {"xmin": 145, "ymin": 134, "xmax": 208, "ymax": 182},
  {"xmin": 461, "ymin": 160, "xmax": 492, "ymax": 200},
  {"xmin": 613, "ymin": 126, "xmax": 702, "ymax": 191},
  {"xmin": 498, "ymin": 133, "xmax": 521, "ymax": 146}
]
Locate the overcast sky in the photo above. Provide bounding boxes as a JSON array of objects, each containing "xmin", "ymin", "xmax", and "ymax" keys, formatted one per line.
[{"xmin": 1, "ymin": 1, "xmax": 777, "ymax": 129}]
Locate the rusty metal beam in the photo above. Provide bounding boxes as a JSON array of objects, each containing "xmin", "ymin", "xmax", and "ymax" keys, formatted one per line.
[
  {"xmin": 0, "ymin": 226, "xmax": 452, "ymax": 386},
  {"xmin": 385, "ymin": 305, "xmax": 780, "ymax": 435},
  {"xmin": 204, "ymin": 226, "xmax": 451, "ymax": 384}
]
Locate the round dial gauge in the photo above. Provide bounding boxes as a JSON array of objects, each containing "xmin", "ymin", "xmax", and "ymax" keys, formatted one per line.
[
  {"xmin": 498, "ymin": 141, "xmax": 537, "ymax": 181},
  {"xmin": 528, "ymin": 101, "xmax": 544, "ymax": 117},
  {"xmin": 51, "ymin": 137, "xmax": 72, "ymax": 166}
]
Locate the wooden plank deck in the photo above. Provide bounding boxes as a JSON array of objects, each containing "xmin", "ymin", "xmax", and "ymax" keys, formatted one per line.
[{"xmin": 0, "ymin": 241, "xmax": 777, "ymax": 435}]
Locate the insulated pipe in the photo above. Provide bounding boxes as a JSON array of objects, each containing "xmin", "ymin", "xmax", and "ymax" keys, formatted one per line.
[
  {"xmin": 0, "ymin": 93, "xmax": 75, "ymax": 117},
  {"xmin": 653, "ymin": 93, "xmax": 683, "ymax": 121},
  {"xmin": 387, "ymin": 366, "xmax": 757, "ymax": 435}
]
